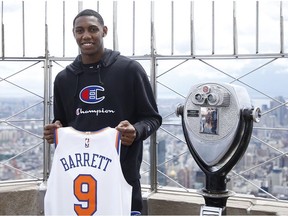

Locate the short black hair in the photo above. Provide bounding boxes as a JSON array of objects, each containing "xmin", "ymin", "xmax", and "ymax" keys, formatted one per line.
[{"xmin": 73, "ymin": 9, "xmax": 105, "ymax": 27}]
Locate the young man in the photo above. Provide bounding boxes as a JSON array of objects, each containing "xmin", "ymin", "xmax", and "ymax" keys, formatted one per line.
[{"xmin": 44, "ymin": 9, "xmax": 162, "ymax": 213}]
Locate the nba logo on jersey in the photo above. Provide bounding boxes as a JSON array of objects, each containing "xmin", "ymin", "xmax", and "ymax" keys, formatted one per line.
[
  {"xmin": 44, "ymin": 127, "xmax": 132, "ymax": 215},
  {"xmin": 85, "ymin": 138, "xmax": 89, "ymax": 148}
]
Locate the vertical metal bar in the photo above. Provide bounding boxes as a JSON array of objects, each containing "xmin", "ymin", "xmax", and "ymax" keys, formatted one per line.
[
  {"xmin": 43, "ymin": 1, "xmax": 50, "ymax": 182},
  {"xmin": 190, "ymin": 1, "xmax": 194, "ymax": 55},
  {"xmin": 150, "ymin": 2, "xmax": 156, "ymax": 104},
  {"xmin": 280, "ymin": 1, "xmax": 283, "ymax": 54},
  {"xmin": 233, "ymin": 1, "xmax": 238, "ymax": 55},
  {"xmin": 256, "ymin": 1, "xmax": 259, "ymax": 54},
  {"xmin": 171, "ymin": 1, "xmax": 174, "ymax": 55},
  {"xmin": 212, "ymin": 1, "xmax": 215, "ymax": 54},
  {"xmin": 63, "ymin": 1, "xmax": 65, "ymax": 57},
  {"xmin": 43, "ymin": 61, "xmax": 49, "ymax": 182},
  {"xmin": 113, "ymin": 1, "xmax": 118, "ymax": 51},
  {"xmin": 150, "ymin": 1, "xmax": 158, "ymax": 193},
  {"xmin": 22, "ymin": 1, "xmax": 25, "ymax": 57},
  {"xmin": 1, "ymin": 1, "xmax": 4, "ymax": 59},
  {"xmin": 45, "ymin": 1, "xmax": 48, "ymax": 57},
  {"xmin": 132, "ymin": 1, "xmax": 135, "ymax": 55},
  {"xmin": 43, "ymin": 59, "xmax": 52, "ymax": 182},
  {"xmin": 78, "ymin": 1, "xmax": 83, "ymax": 13},
  {"xmin": 78, "ymin": 2, "xmax": 83, "ymax": 54}
]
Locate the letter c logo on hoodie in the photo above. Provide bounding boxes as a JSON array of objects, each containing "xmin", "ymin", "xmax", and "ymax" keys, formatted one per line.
[{"xmin": 79, "ymin": 85, "xmax": 105, "ymax": 104}]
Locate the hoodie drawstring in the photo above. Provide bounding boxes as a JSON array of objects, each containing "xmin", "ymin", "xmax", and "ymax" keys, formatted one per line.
[{"xmin": 96, "ymin": 64, "xmax": 104, "ymax": 85}]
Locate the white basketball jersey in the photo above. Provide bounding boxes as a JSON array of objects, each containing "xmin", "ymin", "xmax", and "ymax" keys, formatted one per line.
[{"xmin": 44, "ymin": 127, "xmax": 132, "ymax": 215}]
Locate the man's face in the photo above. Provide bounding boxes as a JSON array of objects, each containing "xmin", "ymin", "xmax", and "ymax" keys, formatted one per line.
[{"xmin": 73, "ymin": 16, "xmax": 107, "ymax": 58}]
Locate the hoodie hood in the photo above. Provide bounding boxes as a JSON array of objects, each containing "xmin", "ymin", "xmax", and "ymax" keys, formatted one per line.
[{"xmin": 66, "ymin": 49, "xmax": 120, "ymax": 75}]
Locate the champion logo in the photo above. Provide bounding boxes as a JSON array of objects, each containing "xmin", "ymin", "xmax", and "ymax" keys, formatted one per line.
[{"xmin": 79, "ymin": 85, "xmax": 105, "ymax": 104}]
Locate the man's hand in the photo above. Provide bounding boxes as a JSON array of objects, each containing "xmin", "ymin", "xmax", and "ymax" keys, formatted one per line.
[
  {"xmin": 115, "ymin": 120, "xmax": 137, "ymax": 146},
  {"xmin": 43, "ymin": 120, "xmax": 62, "ymax": 144}
]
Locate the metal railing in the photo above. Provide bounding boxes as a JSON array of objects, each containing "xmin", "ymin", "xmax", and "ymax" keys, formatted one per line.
[{"xmin": 0, "ymin": 1, "xmax": 287, "ymax": 205}]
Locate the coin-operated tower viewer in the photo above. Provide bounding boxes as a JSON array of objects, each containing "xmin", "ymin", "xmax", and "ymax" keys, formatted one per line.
[{"xmin": 176, "ymin": 82, "xmax": 261, "ymax": 215}]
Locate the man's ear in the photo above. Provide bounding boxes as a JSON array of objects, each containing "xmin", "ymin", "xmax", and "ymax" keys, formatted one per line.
[{"xmin": 102, "ymin": 26, "xmax": 108, "ymax": 37}]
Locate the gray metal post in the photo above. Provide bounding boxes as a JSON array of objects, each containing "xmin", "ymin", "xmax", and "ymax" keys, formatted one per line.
[
  {"xmin": 149, "ymin": 1, "xmax": 158, "ymax": 193},
  {"xmin": 43, "ymin": 2, "xmax": 51, "ymax": 181},
  {"xmin": 113, "ymin": 1, "xmax": 118, "ymax": 51}
]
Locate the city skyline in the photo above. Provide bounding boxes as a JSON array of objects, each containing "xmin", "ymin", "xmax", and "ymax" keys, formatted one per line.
[{"xmin": 1, "ymin": 96, "xmax": 287, "ymax": 201}]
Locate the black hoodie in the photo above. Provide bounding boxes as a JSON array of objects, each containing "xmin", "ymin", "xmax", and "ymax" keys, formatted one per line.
[{"xmin": 53, "ymin": 49, "xmax": 162, "ymax": 181}]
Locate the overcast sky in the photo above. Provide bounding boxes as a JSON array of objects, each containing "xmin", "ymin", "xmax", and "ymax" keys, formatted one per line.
[{"xmin": 0, "ymin": 0, "xmax": 287, "ymax": 103}]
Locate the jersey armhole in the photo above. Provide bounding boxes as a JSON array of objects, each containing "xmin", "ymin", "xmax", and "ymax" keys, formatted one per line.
[
  {"xmin": 54, "ymin": 128, "xmax": 59, "ymax": 148},
  {"xmin": 115, "ymin": 130, "xmax": 121, "ymax": 155}
]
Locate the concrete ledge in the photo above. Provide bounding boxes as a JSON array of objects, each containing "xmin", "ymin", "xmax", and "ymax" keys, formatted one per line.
[
  {"xmin": 0, "ymin": 181, "xmax": 44, "ymax": 215},
  {"xmin": 145, "ymin": 188, "xmax": 288, "ymax": 215}
]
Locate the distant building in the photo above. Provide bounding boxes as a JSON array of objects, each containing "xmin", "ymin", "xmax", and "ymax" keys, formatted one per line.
[
  {"xmin": 194, "ymin": 170, "xmax": 205, "ymax": 189},
  {"xmin": 269, "ymin": 167, "xmax": 283, "ymax": 192},
  {"xmin": 158, "ymin": 140, "xmax": 167, "ymax": 186},
  {"xmin": 270, "ymin": 96, "xmax": 287, "ymax": 126},
  {"xmin": 0, "ymin": 126, "xmax": 18, "ymax": 142},
  {"xmin": 177, "ymin": 167, "xmax": 191, "ymax": 188}
]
